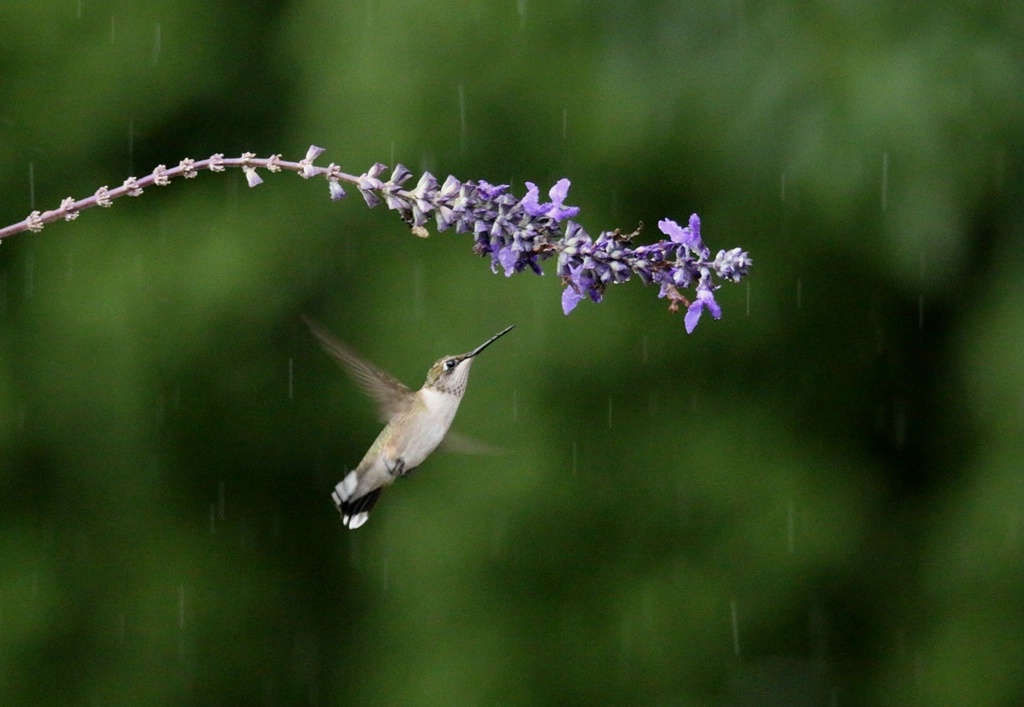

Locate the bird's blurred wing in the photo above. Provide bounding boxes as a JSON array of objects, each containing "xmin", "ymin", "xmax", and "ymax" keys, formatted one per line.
[
  {"xmin": 440, "ymin": 430, "xmax": 506, "ymax": 456},
  {"xmin": 303, "ymin": 315, "xmax": 413, "ymax": 421}
]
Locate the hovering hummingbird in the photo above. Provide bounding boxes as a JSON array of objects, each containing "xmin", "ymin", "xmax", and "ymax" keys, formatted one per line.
[{"xmin": 304, "ymin": 317, "xmax": 514, "ymax": 529}]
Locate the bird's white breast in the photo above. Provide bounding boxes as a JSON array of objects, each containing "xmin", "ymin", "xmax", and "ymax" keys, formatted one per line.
[
  {"xmin": 380, "ymin": 388, "xmax": 460, "ymax": 469},
  {"xmin": 420, "ymin": 387, "xmax": 460, "ymax": 422}
]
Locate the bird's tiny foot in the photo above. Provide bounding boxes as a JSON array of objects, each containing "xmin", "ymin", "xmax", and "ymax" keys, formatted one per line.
[{"xmin": 386, "ymin": 458, "xmax": 406, "ymax": 478}]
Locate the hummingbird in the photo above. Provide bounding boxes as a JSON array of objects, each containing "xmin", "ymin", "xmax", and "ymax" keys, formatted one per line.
[{"xmin": 304, "ymin": 317, "xmax": 514, "ymax": 529}]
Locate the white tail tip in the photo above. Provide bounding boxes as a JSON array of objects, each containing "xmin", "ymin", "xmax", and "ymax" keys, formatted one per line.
[{"xmin": 332, "ymin": 473, "xmax": 381, "ymax": 530}]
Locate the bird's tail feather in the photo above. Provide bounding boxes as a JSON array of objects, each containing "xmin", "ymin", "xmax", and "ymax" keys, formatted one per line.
[{"xmin": 333, "ymin": 485, "xmax": 382, "ymax": 530}]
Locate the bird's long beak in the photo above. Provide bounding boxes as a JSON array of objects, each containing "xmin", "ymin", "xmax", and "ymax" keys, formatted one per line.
[{"xmin": 466, "ymin": 325, "xmax": 514, "ymax": 358}]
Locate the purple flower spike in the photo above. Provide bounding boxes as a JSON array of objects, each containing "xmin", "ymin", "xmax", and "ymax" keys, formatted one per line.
[{"xmin": 0, "ymin": 146, "xmax": 750, "ymax": 332}]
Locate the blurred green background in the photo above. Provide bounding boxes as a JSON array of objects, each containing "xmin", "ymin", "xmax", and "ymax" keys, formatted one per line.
[{"xmin": 1, "ymin": 1, "xmax": 1022, "ymax": 705}]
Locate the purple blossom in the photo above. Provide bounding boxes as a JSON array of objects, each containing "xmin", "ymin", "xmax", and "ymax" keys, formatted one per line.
[
  {"xmin": 683, "ymin": 270, "xmax": 723, "ymax": 334},
  {"xmin": 561, "ymin": 257, "xmax": 606, "ymax": 315},
  {"xmin": 356, "ymin": 163, "xmax": 388, "ymax": 208},
  {"xmin": 476, "ymin": 180, "xmax": 510, "ymax": 201},
  {"xmin": 659, "ymin": 214, "xmax": 707, "ymax": 257},
  {"xmin": 432, "ymin": 174, "xmax": 461, "ymax": 230},
  {"xmin": 379, "ymin": 165, "xmax": 415, "ymax": 216},
  {"xmin": 496, "ymin": 246, "xmax": 518, "ymax": 276},
  {"xmin": 562, "ymin": 284, "xmax": 584, "ymax": 315},
  {"xmin": 328, "ymin": 179, "xmax": 346, "ymax": 201},
  {"xmin": 298, "ymin": 145, "xmax": 326, "ymax": 178},
  {"xmin": 522, "ymin": 179, "xmax": 581, "ymax": 222},
  {"xmin": 244, "ymin": 168, "xmax": 263, "ymax": 187},
  {"xmin": 714, "ymin": 247, "xmax": 753, "ymax": 282}
]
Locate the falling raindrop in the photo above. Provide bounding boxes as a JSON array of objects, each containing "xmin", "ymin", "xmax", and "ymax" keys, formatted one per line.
[
  {"xmin": 892, "ymin": 399, "xmax": 907, "ymax": 447},
  {"xmin": 894, "ymin": 626, "xmax": 908, "ymax": 660},
  {"xmin": 458, "ymin": 84, "xmax": 467, "ymax": 152},
  {"xmin": 787, "ymin": 502, "xmax": 795, "ymax": 554},
  {"xmin": 620, "ymin": 614, "xmax": 633, "ymax": 658},
  {"xmin": 490, "ymin": 516, "xmax": 506, "ymax": 557},
  {"xmin": 642, "ymin": 583, "xmax": 655, "ymax": 630},
  {"xmin": 131, "ymin": 252, "xmax": 144, "ymax": 288},
  {"xmin": 76, "ymin": 534, "xmax": 88, "ymax": 564},
  {"xmin": 913, "ymin": 650, "xmax": 924, "ymax": 693},
  {"xmin": 152, "ymin": 23, "xmax": 161, "ymax": 67},
  {"xmin": 730, "ymin": 599, "xmax": 741, "ymax": 657},
  {"xmin": 217, "ymin": 480, "xmax": 225, "ymax": 521},
  {"xmin": 21, "ymin": 250, "xmax": 33, "ymax": 314},
  {"xmin": 918, "ymin": 253, "xmax": 926, "ymax": 329},
  {"xmin": 128, "ymin": 120, "xmax": 135, "ymax": 174},
  {"xmin": 288, "ymin": 357, "xmax": 294, "ymax": 400},
  {"xmin": 110, "ymin": 15, "xmax": 116, "ymax": 44},
  {"xmin": 349, "ymin": 534, "xmax": 361, "ymax": 567},
  {"xmin": 177, "ymin": 584, "xmax": 186, "ymax": 660},
  {"xmin": 993, "ymin": 146, "xmax": 1006, "ymax": 191},
  {"xmin": 412, "ymin": 261, "xmax": 424, "ymax": 319},
  {"xmin": 881, "ymin": 151, "xmax": 889, "ymax": 211},
  {"xmin": 28, "ymin": 161, "xmax": 35, "ymax": 211}
]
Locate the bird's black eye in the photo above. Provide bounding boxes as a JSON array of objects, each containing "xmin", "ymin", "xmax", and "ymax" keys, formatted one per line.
[{"xmin": 444, "ymin": 359, "xmax": 457, "ymax": 371}]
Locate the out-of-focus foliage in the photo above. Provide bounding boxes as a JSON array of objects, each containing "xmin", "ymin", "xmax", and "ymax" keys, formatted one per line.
[{"xmin": 1, "ymin": 1, "xmax": 1022, "ymax": 705}]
